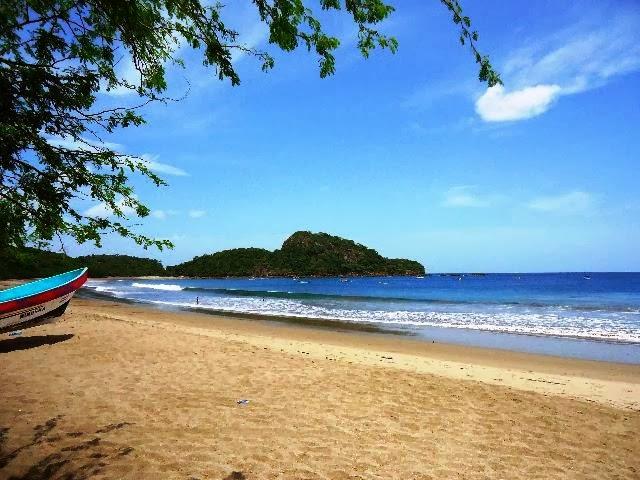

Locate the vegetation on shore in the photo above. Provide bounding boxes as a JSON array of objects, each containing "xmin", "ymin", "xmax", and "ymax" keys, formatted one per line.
[
  {"xmin": 0, "ymin": 247, "xmax": 164, "ymax": 280},
  {"xmin": 0, "ymin": 231, "xmax": 424, "ymax": 279},
  {"xmin": 167, "ymin": 231, "xmax": 425, "ymax": 277}
]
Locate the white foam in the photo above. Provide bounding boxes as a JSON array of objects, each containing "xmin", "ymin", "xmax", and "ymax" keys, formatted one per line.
[
  {"xmin": 142, "ymin": 297, "xmax": 640, "ymax": 344},
  {"xmin": 92, "ymin": 281, "xmax": 640, "ymax": 344},
  {"xmin": 131, "ymin": 282, "xmax": 183, "ymax": 291}
]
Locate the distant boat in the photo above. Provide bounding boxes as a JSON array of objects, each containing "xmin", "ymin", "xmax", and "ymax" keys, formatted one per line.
[
  {"xmin": 584, "ymin": 275, "xmax": 592, "ymax": 280},
  {"xmin": 0, "ymin": 268, "xmax": 88, "ymax": 334},
  {"xmin": 339, "ymin": 278, "xmax": 349, "ymax": 283},
  {"xmin": 415, "ymin": 276, "xmax": 424, "ymax": 279}
]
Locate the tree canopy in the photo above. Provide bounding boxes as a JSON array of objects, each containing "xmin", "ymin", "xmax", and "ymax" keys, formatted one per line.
[
  {"xmin": 0, "ymin": 0, "xmax": 501, "ymax": 252},
  {"xmin": 0, "ymin": 230, "xmax": 423, "ymax": 278},
  {"xmin": 0, "ymin": 246, "xmax": 166, "ymax": 279},
  {"xmin": 167, "ymin": 230, "xmax": 425, "ymax": 277}
]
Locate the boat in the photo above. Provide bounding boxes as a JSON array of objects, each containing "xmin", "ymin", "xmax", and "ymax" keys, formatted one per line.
[{"xmin": 0, "ymin": 268, "xmax": 88, "ymax": 334}]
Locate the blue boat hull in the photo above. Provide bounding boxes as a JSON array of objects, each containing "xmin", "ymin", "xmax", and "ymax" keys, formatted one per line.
[{"xmin": 0, "ymin": 268, "xmax": 88, "ymax": 334}]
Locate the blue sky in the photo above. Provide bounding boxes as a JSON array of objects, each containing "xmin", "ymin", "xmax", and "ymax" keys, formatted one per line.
[{"xmin": 63, "ymin": 0, "xmax": 640, "ymax": 272}]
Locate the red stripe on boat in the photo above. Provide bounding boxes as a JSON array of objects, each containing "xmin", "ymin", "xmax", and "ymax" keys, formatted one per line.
[{"xmin": 0, "ymin": 271, "xmax": 88, "ymax": 315}]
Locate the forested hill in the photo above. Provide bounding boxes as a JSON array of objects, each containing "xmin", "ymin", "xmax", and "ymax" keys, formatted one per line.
[
  {"xmin": 0, "ymin": 247, "xmax": 165, "ymax": 279},
  {"xmin": 167, "ymin": 231, "xmax": 425, "ymax": 277},
  {"xmin": 0, "ymin": 232, "xmax": 425, "ymax": 279}
]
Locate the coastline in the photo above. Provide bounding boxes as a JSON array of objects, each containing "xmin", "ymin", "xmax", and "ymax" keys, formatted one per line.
[
  {"xmin": 79, "ymin": 285, "xmax": 640, "ymax": 364},
  {"xmin": 71, "ymin": 297, "xmax": 640, "ymax": 410},
  {"xmin": 1, "ymin": 296, "xmax": 639, "ymax": 478}
]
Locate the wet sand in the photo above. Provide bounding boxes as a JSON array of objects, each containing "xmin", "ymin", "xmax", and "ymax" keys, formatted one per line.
[{"xmin": 0, "ymin": 297, "xmax": 639, "ymax": 479}]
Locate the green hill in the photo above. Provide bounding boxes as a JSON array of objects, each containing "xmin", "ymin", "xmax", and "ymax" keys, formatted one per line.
[
  {"xmin": 0, "ymin": 247, "xmax": 164, "ymax": 279},
  {"xmin": 1, "ymin": 232, "xmax": 425, "ymax": 279},
  {"xmin": 168, "ymin": 231, "xmax": 425, "ymax": 277},
  {"xmin": 166, "ymin": 248, "xmax": 273, "ymax": 277},
  {"xmin": 0, "ymin": 247, "xmax": 80, "ymax": 279},
  {"xmin": 76, "ymin": 254, "xmax": 165, "ymax": 277}
]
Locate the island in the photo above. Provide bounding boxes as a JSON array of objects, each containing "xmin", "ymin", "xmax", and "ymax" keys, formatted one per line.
[
  {"xmin": 167, "ymin": 231, "xmax": 425, "ymax": 277},
  {"xmin": 0, "ymin": 231, "xmax": 425, "ymax": 279}
]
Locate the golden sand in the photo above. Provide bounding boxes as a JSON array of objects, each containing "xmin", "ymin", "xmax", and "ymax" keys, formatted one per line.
[{"xmin": 1, "ymin": 298, "xmax": 639, "ymax": 479}]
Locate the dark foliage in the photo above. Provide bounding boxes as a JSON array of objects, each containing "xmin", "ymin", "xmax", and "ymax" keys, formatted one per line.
[
  {"xmin": 0, "ymin": 246, "xmax": 80, "ymax": 279},
  {"xmin": 0, "ymin": 247, "xmax": 164, "ymax": 279},
  {"xmin": 76, "ymin": 253, "xmax": 165, "ymax": 277},
  {"xmin": 165, "ymin": 248, "xmax": 273, "ymax": 278},
  {"xmin": 0, "ymin": 231, "xmax": 424, "ymax": 279},
  {"xmin": 167, "ymin": 231, "xmax": 425, "ymax": 277}
]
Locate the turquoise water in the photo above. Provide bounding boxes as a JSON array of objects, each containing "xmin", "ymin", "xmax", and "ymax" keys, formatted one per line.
[{"xmin": 85, "ymin": 273, "xmax": 640, "ymax": 363}]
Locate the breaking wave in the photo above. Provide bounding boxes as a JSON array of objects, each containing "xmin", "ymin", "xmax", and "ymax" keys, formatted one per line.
[
  {"xmin": 82, "ymin": 274, "xmax": 640, "ymax": 347},
  {"xmin": 130, "ymin": 282, "xmax": 183, "ymax": 291}
]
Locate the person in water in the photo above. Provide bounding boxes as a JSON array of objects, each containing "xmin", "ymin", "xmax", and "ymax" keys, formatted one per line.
[{"xmin": 196, "ymin": 296, "xmax": 199, "ymax": 305}]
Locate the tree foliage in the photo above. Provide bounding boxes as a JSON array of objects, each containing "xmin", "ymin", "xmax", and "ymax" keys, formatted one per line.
[
  {"xmin": 0, "ymin": 246, "xmax": 166, "ymax": 279},
  {"xmin": 0, "ymin": 231, "xmax": 424, "ymax": 278},
  {"xmin": 1, "ymin": 0, "xmax": 500, "ymax": 251},
  {"xmin": 0, "ymin": 246, "xmax": 76, "ymax": 279},
  {"xmin": 167, "ymin": 230, "xmax": 425, "ymax": 277}
]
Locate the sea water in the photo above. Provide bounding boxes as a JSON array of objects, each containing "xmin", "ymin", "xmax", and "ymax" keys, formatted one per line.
[{"xmin": 84, "ymin": 273, "xmax": 640, "ymax": 363}]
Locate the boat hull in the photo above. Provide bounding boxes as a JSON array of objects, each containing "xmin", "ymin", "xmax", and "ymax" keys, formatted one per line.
[
  {"xmin": 0, "ymin": 291, "xmax": 77, "ymax": 334},
  {"xmin": 0, "ymin": 268, "xmax": 88, "ymax": 334}
]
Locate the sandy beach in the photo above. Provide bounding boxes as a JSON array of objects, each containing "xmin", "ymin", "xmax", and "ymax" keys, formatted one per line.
[{"xmin": 1, "ymin": 297, "xmax": 639, "ymax": 479}]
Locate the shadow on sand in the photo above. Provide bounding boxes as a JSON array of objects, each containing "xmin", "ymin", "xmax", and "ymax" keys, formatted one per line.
[
  {"xmin": 0, "ymin": 334, "xmax": 74, "ymax": 354},
  {"xmin": 0, "ymin": 415, "xmax": 250, "ymax": 479},
  {"xmin": 0, "ymin": 416, "xmax": 135, "ymax": 479},
  {"xmin": 223, "ymin": 473, "xmax": 246, "ymax": 480}
]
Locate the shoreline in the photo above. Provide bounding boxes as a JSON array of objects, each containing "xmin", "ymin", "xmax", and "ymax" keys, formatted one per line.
[
  {"xmin": 78, "ymin": 288, "xmax": 410, "ymax": 336},
  {"xmin": 1, "ymin": 295, "xmax": 639, "ymax": 478},
  {"xmin": 79, "ymin": 287, "xmax": 640, "ymax": 364},
  {"xmin": 72, "ymin": 296, "xmax": 640, "ymax": 410}
]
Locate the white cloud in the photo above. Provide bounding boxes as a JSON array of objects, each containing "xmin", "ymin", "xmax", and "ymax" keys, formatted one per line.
[
  {"xmin": 527, "ymin": 191, "xmax": 593, "ymax": 214},
  {"xmin": 475, "ymin": 84, "xmax": 561, "ymax": 122},
  {"xmin": 103, "ymin": 56, "xmax": 140, "ymax": 97},
  {"xmin": 229, "ymin": 21, "xmax": 268, "ymax": 65},
  {"xmin": 188, "ymin": 209, "xmax": 206, "ymax": 218},
  {"xmin": 477, "ymin": 11, "xmax": 640, "ymax": 122},
  {"xmin": 139, "ymin": 154, "xmax": 189, "ymax": 176},
  {"xmin": 48, "ymin": 138, "xmax": 187, "ymax": 177},
  {"xmin": 442, "ymin": 186, "xmax": 495, "ymax": 208},
  {"xmin": 150, "ymin": 209, "xmax": 180, "ymax": 220},
  {"xmin": 47, "ymin": 136, "xmax": 122, "ymax": 152},
  {"xmin": 504, "ymin": 15, "xmax": 640, "ymax": 93},
  {"xmin": 83, "ymin": 197, "xmax": 136, "ymax": 218}
]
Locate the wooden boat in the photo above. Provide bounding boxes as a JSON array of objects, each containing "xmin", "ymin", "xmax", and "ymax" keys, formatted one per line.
[{"xmin": 0, "ymin": 268, "xmax": 88, "ymax": 334}]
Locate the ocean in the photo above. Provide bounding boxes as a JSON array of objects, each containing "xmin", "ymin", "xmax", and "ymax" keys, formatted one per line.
[{"xmin": 84, "ymin": 273, "xmax": 640, "ymax": 364}]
